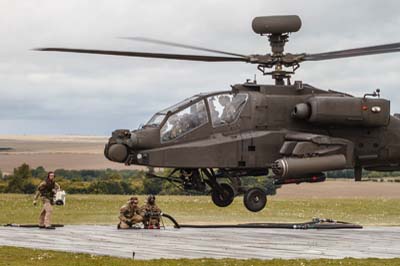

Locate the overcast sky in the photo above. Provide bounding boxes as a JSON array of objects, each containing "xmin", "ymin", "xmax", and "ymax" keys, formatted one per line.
[{"xmin": 1, "ymin": 0, "xmax": 400, "ymax": 135}]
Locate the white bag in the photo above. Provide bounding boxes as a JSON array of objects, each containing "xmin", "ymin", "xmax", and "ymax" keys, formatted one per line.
[{"xmin": 54, "ymin": 190, "xmax": 66, "ymax": 206}]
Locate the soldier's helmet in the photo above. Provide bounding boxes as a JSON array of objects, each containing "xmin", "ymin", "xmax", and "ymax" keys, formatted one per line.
[{"xmin": 147, "ymin": 194, "xmax": 156, "ymax": 205}]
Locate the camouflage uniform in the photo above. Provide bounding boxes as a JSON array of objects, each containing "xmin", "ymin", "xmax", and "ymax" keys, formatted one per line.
[
  {"xmin": 140, "ymin": 195, "xmax": 162, "ymax": 229},
  {"xmin": 118, "ymin": 197, "xmax": 143, "ymax": 229},
  {"xmin": 34, "ymin": 179, "xmax": 60, "ymax": 228}
]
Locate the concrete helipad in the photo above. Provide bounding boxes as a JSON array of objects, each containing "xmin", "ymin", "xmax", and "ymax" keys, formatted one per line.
[{"xmin": 0, "ymin": 225, "xmax": 399, "ymax": 259}]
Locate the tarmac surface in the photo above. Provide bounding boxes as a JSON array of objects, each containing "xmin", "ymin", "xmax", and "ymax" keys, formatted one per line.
[{"xmin": 1, "ymin": 225, "xmax": 400, "ymax": 259}]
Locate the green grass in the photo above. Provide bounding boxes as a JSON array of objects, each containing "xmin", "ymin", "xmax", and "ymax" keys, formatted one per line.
[
  {"xmin": 0, "ymin": 194, "xmax": 399, "ymax": 225},
  {"xmin": 0, "ymin": 246, "xmax": 399, "ymax": 266}
]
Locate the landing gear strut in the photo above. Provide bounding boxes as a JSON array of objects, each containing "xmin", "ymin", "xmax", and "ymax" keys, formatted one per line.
[{"xmin": 354, "ymin": 166, "xmax": 362, "ymax": 182}]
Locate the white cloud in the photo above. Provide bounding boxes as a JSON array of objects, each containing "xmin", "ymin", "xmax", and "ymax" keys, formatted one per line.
[{"xmin": 1, "ymin": 0, "xmax": 400, "ymax": 134}]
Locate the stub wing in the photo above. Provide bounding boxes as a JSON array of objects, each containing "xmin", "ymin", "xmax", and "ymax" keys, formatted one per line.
[{"xmin": 272, "ymin": 132, "xmax": 354, "ymax": 178}]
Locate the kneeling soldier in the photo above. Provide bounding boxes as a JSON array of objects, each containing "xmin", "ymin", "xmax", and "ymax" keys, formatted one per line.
[
  {"xmin": 118, "ymin": 196, "xmax": 143, "ymax": 229},
  {"xmin": 141, "ymin": 195, "xmax": 162, "ymax": 229},
  {"xmin": 33, "ymin": 172, "xmax": 60, "ymax": 229}
]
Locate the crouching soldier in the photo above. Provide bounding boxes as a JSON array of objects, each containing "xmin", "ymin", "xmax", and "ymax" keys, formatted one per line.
[
  {"xmin": 118, "ymin": 196, "xmax": 143, "ymax": 229},
  {"xmin": 33, "ymin": 172, "xmax": 60, "ymax": 229},
  {"xmin": 141, "ymin": 195, "xmax": 162, "ymax": 229}
]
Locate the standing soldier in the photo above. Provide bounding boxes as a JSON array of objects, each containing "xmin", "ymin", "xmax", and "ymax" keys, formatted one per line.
[
  {"xmin": 33, "ymin": 172, "xmax": 60, "ymax": 229},
  {"xmin": 141, "ymin": 195, "xmax": 162, "ymax": 229},
  {"xmin": 118, "ymin": 196, "xmax": 143, "ymax": 229}
]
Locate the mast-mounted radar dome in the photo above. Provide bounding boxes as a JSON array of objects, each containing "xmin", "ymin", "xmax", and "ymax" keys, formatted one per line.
[{"xmin": 252, "ymin": 15, "xmax": 302, "ymax": 35}]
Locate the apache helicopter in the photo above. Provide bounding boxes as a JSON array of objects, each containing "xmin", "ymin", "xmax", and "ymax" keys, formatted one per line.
[{"xmin": 37, "ymin": 15, "xmax": 400, "ymax": 212}]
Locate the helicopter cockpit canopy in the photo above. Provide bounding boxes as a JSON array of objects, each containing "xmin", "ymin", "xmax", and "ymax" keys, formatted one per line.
[
  {"xmin": 207, "ymin": 93, "xmax": 248, "ymax": 127},
  {"xmin": 145, "ymin": 95, "xmax": 199, "ymax": 127},
  {"xmin": 146, "ymin": 92, "xmax": 249, "ymax": 143},
  {"xmin": 161, "ymin": 99, "xmax": 208, "ymax": 142}
]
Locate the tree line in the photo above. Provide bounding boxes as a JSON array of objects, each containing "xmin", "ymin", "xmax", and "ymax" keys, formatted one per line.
[
  {"xmin": 0, "ymin": 164, "xmax": 277, "ymax": 195},
  {"xmin": 0, "ymin": 164, "xmax": 170, "ymax": 195},
  {"xmin": 0, "ymin": 163, "xmax": 399, "ymax": 195}
]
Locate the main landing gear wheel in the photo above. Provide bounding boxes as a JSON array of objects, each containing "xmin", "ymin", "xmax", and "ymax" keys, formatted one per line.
[
  {"xmin": 244, "ymin": 187, "xmax": 267, "ymax": 212},
  {"xmin": 211, "ymin": 183, "xmax": 235, "ymax": 207}
]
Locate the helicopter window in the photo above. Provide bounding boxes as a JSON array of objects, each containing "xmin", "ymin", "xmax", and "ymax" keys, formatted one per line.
[
  {"xmin": 160, "ymin": 100, "xmax": 208, "ymax": 142},
  {"xmin": 158, "ymin": 96, "xmax": 199, "ymax": 114},
  {"xmin": 146, "ymin": 114, "xmax": 166, "ymax": 127},
  {"xmin": 207, "ymin": 93, "xmax": 248, "ymax": 127}
]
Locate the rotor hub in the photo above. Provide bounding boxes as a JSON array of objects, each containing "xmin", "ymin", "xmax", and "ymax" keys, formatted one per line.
[{"xmin": 251, "ymin": 16, "xmax": 304, "ymax": 85}]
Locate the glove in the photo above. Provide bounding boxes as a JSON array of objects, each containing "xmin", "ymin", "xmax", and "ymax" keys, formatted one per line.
[{"xmin": 33, "ymin": 200, "xmax": 37, "ymax": 206}]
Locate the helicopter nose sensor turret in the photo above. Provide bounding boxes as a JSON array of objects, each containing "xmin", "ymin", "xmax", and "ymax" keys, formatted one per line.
[
  {"xmin": 106, "ymin": 143, "xmax": 129, "ymax": 162},
  {"xmin": 104, "ymin": 129, "xmax": 132, "ymax": 163},
  {"xmin": 105, "ymin": 127, "xmax": 160, "ymax": 164}
]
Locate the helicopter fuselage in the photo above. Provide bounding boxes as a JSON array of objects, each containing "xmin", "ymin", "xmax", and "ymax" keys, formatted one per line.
[{"xmin": 104, "ymin": 82, "xmax": 399, "ymax": 176}]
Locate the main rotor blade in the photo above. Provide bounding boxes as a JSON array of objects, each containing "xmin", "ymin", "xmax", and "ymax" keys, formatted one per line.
[
  {"xmin": 34, "ymin": 48, "xmax": 248, "ymax": 62},
  {"xmin": 121, "ymin": 37, "xmax": 248, "ymax": 58},
  {"xmin": 304, "ymin": 42, "xmax": 400, "ymax": 61}
]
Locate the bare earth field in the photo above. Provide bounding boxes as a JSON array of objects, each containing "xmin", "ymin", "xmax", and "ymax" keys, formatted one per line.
[
  {"xmin": 276, "ymin": 181, "xmax": 400, "ymax": 199},
  {"xmin": 0, "ymin": 135, "xmax": 141, "ymax": 173}
]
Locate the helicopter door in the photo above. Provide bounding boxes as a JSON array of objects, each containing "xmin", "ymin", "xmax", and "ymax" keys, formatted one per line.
[{"xmin": 238, "ymin": 95, "xmax": 269, "ymax": 168}]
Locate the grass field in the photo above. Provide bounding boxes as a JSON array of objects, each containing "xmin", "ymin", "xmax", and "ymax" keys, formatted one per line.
[
  {"xmin": 0, "ymin": 194, "xmax": 399, "ymax": 225},
  {"xmin": 0, "ymin": 246, "xmax": 399, "ymax": 266}
]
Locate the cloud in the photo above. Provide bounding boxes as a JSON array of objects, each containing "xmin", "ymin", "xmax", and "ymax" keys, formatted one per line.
[{"xmin": 1, "ymin": 0, "xmax": 400, "ymax": 134}]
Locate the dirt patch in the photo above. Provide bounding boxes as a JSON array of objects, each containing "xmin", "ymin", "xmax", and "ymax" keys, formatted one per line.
[
  {"xmin": 0, "ymin": 135, "xmax": 143, "ymax": 172},
  {"xmin": 275, "ymin": 180, "xmax": 400, "ymax": 199},
  {"xmin": 0, "ymin": 153, "xmax": 144, "ymax": 172},
  {"xmin": 0, "ymin": 135, "xmax": 106, "ymax": 154}
]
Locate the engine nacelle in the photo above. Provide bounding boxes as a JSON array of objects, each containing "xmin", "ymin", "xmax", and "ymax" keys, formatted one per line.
[
  {"xmin": 272, "ymin": 154, "xmax": 347, "ymax": 178},
  {"xmin": 293, "ymin": 96, "xmax": 390, "ymax": 127}
]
